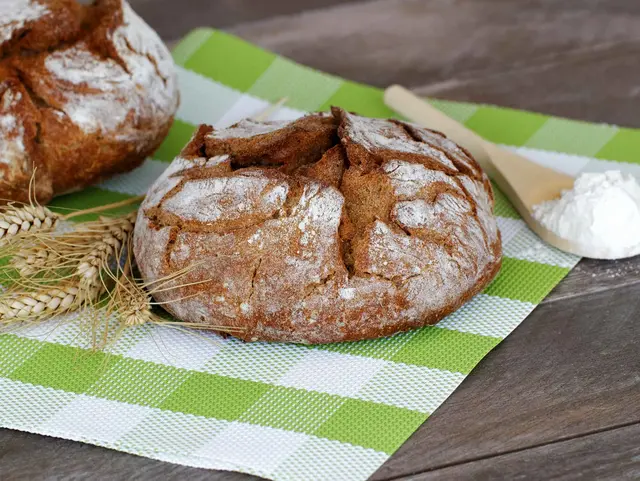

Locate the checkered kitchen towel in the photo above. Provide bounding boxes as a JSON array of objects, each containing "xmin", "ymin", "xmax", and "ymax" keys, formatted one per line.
[{"xmin": 2, "ymin": 29, "xmax": 640, "ymax": 481}]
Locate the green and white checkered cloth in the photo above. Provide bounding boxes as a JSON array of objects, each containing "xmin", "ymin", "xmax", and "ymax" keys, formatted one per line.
[{"xmin": 2, "ymin": 29, "xmax": 640, "ymax": 481}]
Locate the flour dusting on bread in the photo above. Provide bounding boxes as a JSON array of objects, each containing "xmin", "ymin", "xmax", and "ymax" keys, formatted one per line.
[
  {"xmin": 0, "ymin": 0, "xmax": 178, "ymax": 203},
  {"xmin": 163, "ymin": 173, "xmax": 289, "ymax": 225},
  {"xmin": 45, "ymin": 45, "xmax": 131, "ymax": 134},
  {"xmin": 0, "ymin": 0, "xmax": 49, "ymax": 45},
  {"xmin": 0, "ymin": 89, "xmax": 26, "ymax": 174},
  {"xmin": 134, "ymin": 109, "xmax": 502, "ymax": 344},
  {"xmin": 339, "ymin": 111, "xmax": 457, "ymax": 171},
  {"xmin": 383, "ymin": 159, "xmax": 462, "ymax": 198},
  {"xmin": 45, "ymin": 3, "xmax": 177, "ymax": 137}
]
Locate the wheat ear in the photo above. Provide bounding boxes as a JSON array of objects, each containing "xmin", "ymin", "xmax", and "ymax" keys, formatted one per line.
[
  {"xmin": 0, "ymin": 169, "xmax": 59, "ymax": 245},
  {"xmin": 0, "ymin": 194, "xmax": 249, "ymax": 346},
  {"xmin": 107, "ymin": 239, "xmax": 154, "ymax": 327},
  {"xmin": 11, "ymin": 247, "xmax": 59, "ymax": 276},
  {"xmin": 0, "ymin": 203, "xmax": 58, "ymax": 245},
  {"xmin": 76, "ymin": 212, "xmax": 137, "ymax": 294},
  {"xmin": 0, "ymin": 285, "xmax": 87, "ymax": 324},
  {"xmin": 104, "ymin": 239, "xmax": 246, "ymax": 336}
]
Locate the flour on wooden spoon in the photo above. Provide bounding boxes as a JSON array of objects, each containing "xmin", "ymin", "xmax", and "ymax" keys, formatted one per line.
[{"xmin": 533, "ymin": 170, "xmax": 640, "ymax": 259}]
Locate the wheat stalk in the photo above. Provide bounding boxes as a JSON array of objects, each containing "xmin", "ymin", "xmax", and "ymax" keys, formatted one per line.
[
  {"xmin": 252, "ymin": 97, "xmax": 289, "ymax": 121},
  {"xmin": 106, "ymin": 240, "xmax": 154, "ymax": 328},
  {"xmin": 2, "ymin": 212, "xmax": 137, "ymax": 295},
  {"xmin": 1, "ymin": 206, "xmax": 246, "ymax": 348},
  {"xmin": 101, "ymin": 239, "xmax": 246, "ymax": 349},
  {"xmin": 0, "ymin": 285, "xmax": 89, "ymax": 324},
  {"xmin": 0, "ymin": 203, "xmax": 58, "ymax": 245},
  {"xmin": 0, "ymin": 169, "xmax": 259, "ymax": 349},
  {"xmin": 0, "ymin": 109, "xmax": 298, "ymax": 349},
  {"xmin": 75, "ymin": 212, "xmax": 136, "ymax": 293},
  {"xmin": 11, "ymin": 247, "xmax": 59, "ymax": 276}
]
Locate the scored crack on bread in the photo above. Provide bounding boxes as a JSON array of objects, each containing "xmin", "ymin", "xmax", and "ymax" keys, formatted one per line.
[
  {"xmin": 134, "ymin": 109, "xmax": 502, "ymax": 344},
  {"xmin": 0, "ymin": 0, "xmax": 179, "ymax": 203},
  {"xmin": 204, "ymin": 113, "xmax": 338, "ymax": 173}
]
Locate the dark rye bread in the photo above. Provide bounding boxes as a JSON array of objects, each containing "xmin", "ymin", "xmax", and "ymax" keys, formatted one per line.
[
  {"xmin": 0, "ymin": 0, "xmax": 178, "ymax": 203},
  {"xmin": 134, "ymin": 109, "xmax": 502, "ymax": 344}
]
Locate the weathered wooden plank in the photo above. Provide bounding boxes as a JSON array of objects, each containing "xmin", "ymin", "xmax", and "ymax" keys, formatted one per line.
[
  {"xmin": 370, "ymin": 282, "xmax": 640, "ymax": 479},
  {"xmin": 545, "ymin": 256, "xmax": 640, "ymax": 304},
  {"xmin": 230, "ymin": 0, "xmax": 640, "ymax": 126},
  {"xmin": 0, "ymin": 429, "xmax": 258, "ymax": 481},
  {"xmin": 413, "ymin": 43, "xmax": 640, "ymax": 129},
  {"xmin": 396, "ymin": 422, "xmax": 640, "ymax": 481},
  {"xmin": 128, "ymin": 0, "xmax": 361, "ymax": 41}
]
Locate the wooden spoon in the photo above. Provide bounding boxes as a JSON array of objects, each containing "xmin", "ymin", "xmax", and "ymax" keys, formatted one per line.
[{"xmin": 383, "ymin": 85, "xmax": 589, "ymax": 257}]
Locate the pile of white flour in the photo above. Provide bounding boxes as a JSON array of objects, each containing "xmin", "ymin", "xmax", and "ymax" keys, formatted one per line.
[{"xmin": 532, "ymin": 170, "xmax": 640, "ymax": 259}]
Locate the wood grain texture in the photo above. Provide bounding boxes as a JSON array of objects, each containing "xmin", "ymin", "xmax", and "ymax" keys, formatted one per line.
[
  {"xmin": 230, "ymin": 0, "xmax": 640, "ymax": 127},
  {"xmin": 3, "ymin": 0, "xmax": 640, "ymax": 480},
  {"xmin": 0, "ymin": 429, "xmax": 250, "ymax": 481},
  {"xmin": 396, "ymin": 423, "xmax": 640, "ymax": 481},
  {"xmin": 128, "ymin": 0, "xmax": 362, "ymax": 41},
  {"xmin": 545, "ymin": 255, "xmax": 640, "ymax": 304}
]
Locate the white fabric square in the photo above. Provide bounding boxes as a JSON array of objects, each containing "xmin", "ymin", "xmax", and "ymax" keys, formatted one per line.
[
  {"xmin": 204, "ymin": 339, "xmax": 306, "ymax": 384},
  {"xmin": 11, "ymin": 312, "xmax": 148, "ymax": 354},
  {"xmin": 151, "ymin": 450, "xmax": 244, "ymax": 471},
  {"xmin": 583, "ymin": 157, "xmax": 640, "ymax": 179},
  {"xmin": 496, "ymin": 217, "xmax": 525, "ymax": 246},
  {"xmin": 118, "ymin": 409, "xmax": 228, "ymax": 457},
  {"xmin": 275, "ymin": 436, "xmax": 388, "ymax": 481},
  {"xmin": 99, "ymin": 159, "xmax": 168, "ymax": 196},
  {"xmin": 43, "ymin": 396, "xmax": 151, "ymax": 444},
  {"xmin": 44, "ymin": 314, "xmax": 150, "ymax": 354},
  {"xmin": 11, "ymin": 315, "xmax": 79, "ymax": 344},
  {"xmin": 215, "ymin": 94, "xmax": 271, "ymax": 128},
  {"xmin": 124, "ymin": 326, "xmax": 222, "ymax": 371},
  {"xmin": 175, "ymin": 67, "xmax": 242, "ymax": 126},
  {"xmin": 195, "ymin": 422, "xmax": 308, "ymax": 475},
  {"xmin": 357, "ymin": 363, "xmax": 465, "ymax": 413},
  {"xmin": 277, "ymin": 350, "xmax": 385, "ymax": 397},
  {"xmin": 268, "ymin": 105, "xmax": 307, "ymax": 122},
  {"xmin": 505, "ymin": 145, "xmax": 590, "ymax": 176},
  {"xmin": 0, "ymin": 379, "xmax": 77, "ymax": 427},
  {"xmin": 216, "ymin": 94, "xmax": 307, "ymax": 127},
  {"xmin": 437, "ymin": 294, "xmax": 535, "ymax": 338},
  {"xmin": 503, "ymin": 224, "xmax": 580, "ymax": 268}
]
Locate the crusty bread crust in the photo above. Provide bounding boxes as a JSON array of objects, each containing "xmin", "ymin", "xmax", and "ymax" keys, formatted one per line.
[
  {"xmin": 134, "ymin": 110, "xmax": 502, "ymax": 344},
  {"xmin": 0, "ymin": 0, "xmax": 178, "ymax": 203}
]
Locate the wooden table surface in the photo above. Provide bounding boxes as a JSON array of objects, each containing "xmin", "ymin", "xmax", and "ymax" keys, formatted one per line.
[{"xmin": 2, "ymin": 1, "xmax": 640, "ymax": 480}]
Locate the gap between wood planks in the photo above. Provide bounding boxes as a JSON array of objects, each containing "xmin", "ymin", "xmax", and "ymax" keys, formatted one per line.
[
  {"xmin": 543, "ymin": 262, "xmax": 640, "ymax": 305},
  {"xmin": 411, "ymin": 39, "xmax": 640, "ymax": 95},
  {"xmin": 544, "ymin": 279, "xmax": 640, "ymax": 305},
  {"xmin": 378, "ymin": 419, "xmax": 640, "ymax": 481}
]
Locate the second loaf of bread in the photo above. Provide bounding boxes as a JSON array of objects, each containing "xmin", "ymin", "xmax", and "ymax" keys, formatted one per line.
[{"xmin": 0, "ymin": 0, "xmax": 179, "ymax": 203}]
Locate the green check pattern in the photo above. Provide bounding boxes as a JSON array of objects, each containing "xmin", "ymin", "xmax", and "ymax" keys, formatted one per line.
[{"xmin": 2, "ymin": 29, "xmax": 640, "ymax": 481}]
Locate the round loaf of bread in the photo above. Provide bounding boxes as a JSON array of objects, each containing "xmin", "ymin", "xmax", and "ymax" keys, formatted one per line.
[
  {"xmin": 134, "ymin": 108, "xmax": 502, "ymax": 344},
  {"xmin": 0, "ymin": 0, "xmax": 178, "ymax": 203}
]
